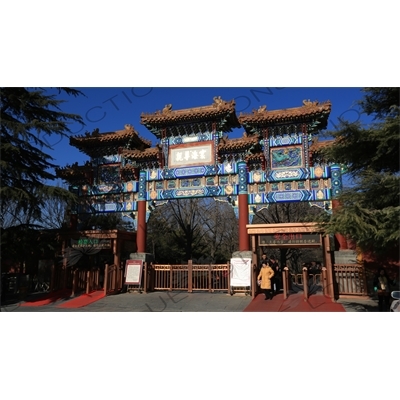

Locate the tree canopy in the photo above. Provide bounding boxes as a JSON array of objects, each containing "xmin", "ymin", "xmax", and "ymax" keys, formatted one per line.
[
  {"xmin": 0, "ymin": 87, "xmax": 84, "ymax": 224},
  {"xmin": 319, "ymin": 87, "xmax": 400, "ymax": 255},
  {"xmin": 1, "ymin": 88, "xmax": 84, "ymax": 272}
]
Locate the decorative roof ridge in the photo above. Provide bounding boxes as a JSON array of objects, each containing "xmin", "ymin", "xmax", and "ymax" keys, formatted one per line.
[
  {"xmin": 309, "ymin": 138, "xmax": 334, "ymax": 151},
  {"xmin": 218, "ymin": 133, "xmax": 260, "ymax": 152},
  {"xmin": 224, "ymin": 133, "xmax": 259, "ymax": 142},
  {"xmin": 56, "ymin": 161, "xmax": 92, "ymax": 171},
  {"xmin": 140, "ymin": 97, "xmax": 236, "ymax": 118},
  {"xmin": 70, "ymin": 125, "xmax": 152, "ymax": 147},
  {"xmin": 239, "ymin": 100, "xmax": 332, "ymax": 118},
  {"xmin": 121, "ymin": 145, "xmax": 161, "ymax": 155}
]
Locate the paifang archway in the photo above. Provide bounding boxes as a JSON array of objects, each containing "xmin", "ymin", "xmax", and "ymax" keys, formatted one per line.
[{"xmin": 57, "ymin": 97, "xmax": 346, "ymax": 267}]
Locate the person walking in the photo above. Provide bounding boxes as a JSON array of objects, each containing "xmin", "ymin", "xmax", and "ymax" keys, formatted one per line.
[
  {"xmin": 269, "ymin": 255, "xmax": 281, "ymax": 294},
  {"xmin": 257, "ymin": 261, "xmax": 275, "ymax": 300},
  {"xmin": 373, "ymin": 268, "xmax": 392, "ymax": 312},
  {"xmin": 255, "ymin": 253, "xmax": 268, "ymax": 295}
]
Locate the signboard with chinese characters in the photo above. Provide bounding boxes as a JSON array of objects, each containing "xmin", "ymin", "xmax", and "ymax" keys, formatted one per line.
[
  {"xmin": 71, "ymin": 238, "xmax": 112, "ymax": 249},
  {"xmin": 259, "ymin": 233, "xmax": 321, "ymax": 247},
  {"xmin": 168, "ymin": 141, "xmax": 214, "ymax": 168}
]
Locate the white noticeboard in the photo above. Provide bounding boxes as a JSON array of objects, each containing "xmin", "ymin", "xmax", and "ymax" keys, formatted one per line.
[
  {"xmin": 230, "ymin": 257, "xmax": 252, "ymax": 287},
  {"xmin": 125, "ymin": 260, "xmax": 143, "ymax": 285}
]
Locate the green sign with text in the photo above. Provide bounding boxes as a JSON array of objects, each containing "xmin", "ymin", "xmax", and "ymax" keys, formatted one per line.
[{"xmin": 72, "ymin": 238, "xmax": 111, "ymax": 249}]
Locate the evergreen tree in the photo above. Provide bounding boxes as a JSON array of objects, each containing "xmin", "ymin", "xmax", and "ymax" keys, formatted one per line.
[
  {"xmin": 0, "ymin": 87, "xmax": 84, "ymax": 223},
  {"xmin": 319, "ymin": 87, "xmax": 400, "ymax": 255}
]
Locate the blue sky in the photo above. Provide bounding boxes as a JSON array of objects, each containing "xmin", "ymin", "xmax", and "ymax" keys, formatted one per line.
[{"xmin": 49, "ymin": 87, "xmax": 368, "ymax": 175}]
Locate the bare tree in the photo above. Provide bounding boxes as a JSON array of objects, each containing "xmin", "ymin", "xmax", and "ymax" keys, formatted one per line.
[
  {"xmin": 146, "ymin": 198, "xmax": 207, "ymax": 262},
  {"xmin": 147, "ymin": 198, "xmax": 239, "ymax": 263},
  {"xmin": 200, "ymin": 199, "xmax": 238, "ymax": 262},
  {"xmin": 39, "ymin": 196, "xmax": 68, "ymax": 229}
]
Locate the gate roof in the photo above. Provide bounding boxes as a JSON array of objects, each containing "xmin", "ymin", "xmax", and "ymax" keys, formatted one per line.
[
  {"xmin": 239, "ymin": 100, "xmax": 332, "ymax": 133},
  {"xmin": 140, "ymin": 97, "xmax": 241, "ymax": 136},
  {"xmin": 69, "ymin": 125, "xmax": 152, "ymax": 158}
]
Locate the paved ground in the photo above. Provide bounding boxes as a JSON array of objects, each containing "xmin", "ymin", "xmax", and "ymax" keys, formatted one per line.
[
  {"xmin": 336, "ymin": 297, "xmax": 379, "ymax": 312},
  {"xmin": 2, "ymin": 291, "xmax": 253, "ymax": 312},
  {"xmin": 1, "ymin": 290, "xmax": 382, "ymax": 312}
]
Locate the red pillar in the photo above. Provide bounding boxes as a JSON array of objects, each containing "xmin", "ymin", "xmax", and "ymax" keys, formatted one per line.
[
  {"xmin": 136, "ymin": 200, "xmax": 147, "ymax": 253},
  {"xmin": 238, "ymin": 193, "xmax": 249, "ymax": 251},
  {"xmin": 237, "ymin": 161, "xmax": 250, "ymax": 251}
]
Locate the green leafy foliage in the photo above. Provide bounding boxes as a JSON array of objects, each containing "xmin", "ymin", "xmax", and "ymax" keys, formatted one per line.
[
  {"xmin": 1, "ymin": 88, "xmax": 84, "ymax": 271},
  {"xmin": 78, "ymin": 213, "xmax": 125, "ymax": 231},
  {"xmin": 318, "ymin": 87, "xmax": 400, "ymax": 255},
  {"xmin": 0, "ymin": 87, "xmax": 84, "ymax": 220}
]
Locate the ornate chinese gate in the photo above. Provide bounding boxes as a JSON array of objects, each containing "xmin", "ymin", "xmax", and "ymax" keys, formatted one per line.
[{"xmin": 56, "ymin": 96, "xmax": 354, "ymax": 298}]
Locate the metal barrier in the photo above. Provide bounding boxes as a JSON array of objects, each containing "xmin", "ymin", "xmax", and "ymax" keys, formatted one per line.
[
  {"xmin": 152, "ymin": 262, "xmax": 229, "ymax": 292},
  {"xmin": 334, "ymin": 264, "xmax": 367, "ymax": 296},
  {"xmin": 291, "ymin": 274, "xmax": 303, "ymax": 285},
  {"xmin": 291, "ymin": 273, "xmax": 321, "ymax": 286},
  {"xmin": 289, "ymin": 271, "xmax": 323, "ymax": 300}
]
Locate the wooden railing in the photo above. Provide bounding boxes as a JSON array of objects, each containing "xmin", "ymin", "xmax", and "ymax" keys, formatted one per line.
[
  {"xmin": 334, "ymin": 264, "xmax": 367, "ymax": 296},
  {"xmin": 104, "ymin": 264, "xmax": 123, "ymax": 295},
  {"xmin": 286, "ymin": 265, "xmax": 367, "ymax": 299},
  {"xmin": 71, "ymin": 268, "xmax": 102, "ymax": 296},
  {"xmin": 50, "ymin": 263, "xmax": 125, "ymax": 297},
  {"xmin": 50, "ymin": 264, "xmax": 64, "ymax": 292},
  {"xmin": 152, "ymin": 261, "xmax": 229, "ymax": 292}
]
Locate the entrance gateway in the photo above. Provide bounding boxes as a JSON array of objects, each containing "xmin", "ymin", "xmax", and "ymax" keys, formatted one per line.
[
  {"xmin": 56, "ymin": 97, "xmax": 348, "ymax": 298},
  {"xmin": 247, "ymin": 222, "xmax": 335, "ymax": 298}
]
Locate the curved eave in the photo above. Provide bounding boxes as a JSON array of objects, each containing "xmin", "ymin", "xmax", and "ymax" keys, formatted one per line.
[
  {"xmin": 245, "ymin": 152, "xmax": 265, "ymax": 162},
  {"xmin": 69, "ymin": 127, "xmax": 152, "ymax": 157},
  {"xmin": 140, "ymin": 99, "xmax": 241, "ymax": 136},
  {"xmin": 56, "ymin": 167, "xmax": 91, "ymax": 184},
  {"xmin": 309, "ymin": 139, "xmax": 335, "ymax": 153},
  {"xmin": 121, "ymin": 147, "xmax": 160, "ymax": 162},
  {"xmin": 239, "ymin": 101, "xmax": 332, "ymax": 132},
  {"xmin": 218, "ymin": 135, "xmax": 260, "ymax": 152}
]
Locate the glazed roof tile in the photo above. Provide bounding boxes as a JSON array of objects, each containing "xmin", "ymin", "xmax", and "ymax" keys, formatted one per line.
[
  {"xmin": 217, "ymin": 134, "xmax": 259, "ymax": 152},
  {"xmin": 121, "ymin": 146, "xmax": 161, "ymax": 161},
  {"xmin": 56, "ymin": 162, "xmax": 93, "ymax": 183},
  {"xmin": 309, "ymin": 138, "xmax": 334, "ymax": 153},
  {"xmin": 140, "ymin": 97, "xmax": 241, "ymax": 134},
  {"xmin": 69, "ymin": 125, "xmax": 152, "ymax": 158},
  {"xmin": 239, "ymin": 100, "xmax": 332, "ymax": 129}
]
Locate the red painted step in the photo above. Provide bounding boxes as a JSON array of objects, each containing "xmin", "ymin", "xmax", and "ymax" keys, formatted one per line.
[
  {"xmin": 57, "ymin": 290, "xmax": 105, "ymax": 309},
  {"xmin": 244, "ymin": 292, "xmax": 345, "ymax": 312}
]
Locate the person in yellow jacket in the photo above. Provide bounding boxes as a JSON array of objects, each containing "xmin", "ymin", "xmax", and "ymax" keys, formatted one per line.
[{"xmin": 257, "ymin": 261, "xmax": 275, "ymax": 300}]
